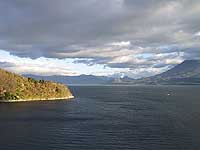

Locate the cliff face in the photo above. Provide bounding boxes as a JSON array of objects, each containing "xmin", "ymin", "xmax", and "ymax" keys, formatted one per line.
[{"xmin": 0, "ymin": 68, "xmax": 73, "ymax": 102}]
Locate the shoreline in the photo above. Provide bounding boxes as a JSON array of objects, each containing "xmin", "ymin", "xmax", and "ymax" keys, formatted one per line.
[{"xmin": 0, "ymin": 95, "xmax": 74, "ymax": 103}]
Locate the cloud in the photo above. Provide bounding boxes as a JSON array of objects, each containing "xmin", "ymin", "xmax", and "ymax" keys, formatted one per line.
[
  {"xmin": 109, "ymin": 41, "xmax": 131, "ymax": 47},
  {"xmin": 0, "ymin": 51, "xmax": 77, "ymax": 76},
  {"xmin": 0, "ymin": 0, "xmax": 200, "ymax": 77},
  {"xmin": 195, "ymin": 31, "xmax": 200, "ymax": 36},
  {"xmin": 0, "ymin": 50, "xmax": 133, "ymax": 77}
]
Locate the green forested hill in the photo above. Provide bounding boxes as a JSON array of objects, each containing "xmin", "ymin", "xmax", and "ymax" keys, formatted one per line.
[{"xmin": 0, "ymin": 68, "xmax": 73, "ymax": 101}]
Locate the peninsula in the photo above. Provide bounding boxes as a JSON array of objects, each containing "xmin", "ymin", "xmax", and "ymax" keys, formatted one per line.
[{"xmin": 0, "ymin": 68, "xmax": 74, "ymax": 102}]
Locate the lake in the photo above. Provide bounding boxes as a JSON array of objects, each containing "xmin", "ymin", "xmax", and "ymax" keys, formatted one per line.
[{"xmin": 0, "ymin": 85, "xmax": 200, "ymax": 150}]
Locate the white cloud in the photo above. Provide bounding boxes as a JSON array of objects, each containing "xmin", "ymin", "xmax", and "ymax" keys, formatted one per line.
[
  {"xmin": 0, "ymin": 50, "xmax": 132, "ymax": 77},
  {"xmin": 195, "ymin": 31, "xmax": 200, "ymax": 36},
  {"xmin": 0, "ymin": 1, "xmax": 200, "ymax": 78},
  {"xmin": 108, "ymin": 41, "xmax": 131, "ymax": 47},
  {"xmin": 0, "ymin": 49, "xmax": 183, "ymax": 78}
]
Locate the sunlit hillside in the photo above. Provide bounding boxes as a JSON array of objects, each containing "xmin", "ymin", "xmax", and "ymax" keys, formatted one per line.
[{"xmin": 0, "ymin": 68, "xmax": 73, "ymax": 101}]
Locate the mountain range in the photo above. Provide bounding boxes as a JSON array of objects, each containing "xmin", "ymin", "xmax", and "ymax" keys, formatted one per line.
[
  {"xmin": 24, "ymin": 60, "xmax": 200, "ymax": 85},
  {"xmin": 134, "ymin": 60, "xmax": 200, "ymax": 85}
]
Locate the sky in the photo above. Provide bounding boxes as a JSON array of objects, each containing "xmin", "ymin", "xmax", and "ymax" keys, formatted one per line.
[{"xmin": 0, "ymin": 0, "xmax": 200, "ymax": 78}]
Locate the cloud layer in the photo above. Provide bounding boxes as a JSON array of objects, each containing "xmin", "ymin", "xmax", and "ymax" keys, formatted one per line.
[{"xmin": 0, "ymin": 0, "xmax": 200, "ymax": 77}]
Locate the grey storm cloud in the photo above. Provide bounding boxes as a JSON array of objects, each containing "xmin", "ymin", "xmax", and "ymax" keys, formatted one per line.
[{"xmin": 0, "ymin": 0, "xmax": 200, "ymax": 70}]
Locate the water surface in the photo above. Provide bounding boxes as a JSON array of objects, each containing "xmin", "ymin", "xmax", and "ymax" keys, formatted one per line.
[{"xmin": 0, "ymin": 85, "xmax": 200, "ymax": 150}]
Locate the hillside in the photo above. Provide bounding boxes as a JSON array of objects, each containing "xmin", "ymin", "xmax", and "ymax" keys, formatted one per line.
[
  {"xmin": 0, "ymin": 68, "xmax": 73, "ymax": 102},
  {"xmin": 135, "ymin": 60, "xmax": 200, "ymax": 85},
  {"xmin": 152, "ymin": 60, "xmax": 200, "ymax": 78}
]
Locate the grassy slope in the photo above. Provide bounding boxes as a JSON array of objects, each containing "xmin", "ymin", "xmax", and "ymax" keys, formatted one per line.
[{"xmin": 0, "ymin": 68, "xmax": 73, "ymax": 100}]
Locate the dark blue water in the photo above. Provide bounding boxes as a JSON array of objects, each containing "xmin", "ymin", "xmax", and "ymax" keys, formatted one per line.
[{"xmin": 0, "ymin": 85, "xmax": 200, "ymax": 150}]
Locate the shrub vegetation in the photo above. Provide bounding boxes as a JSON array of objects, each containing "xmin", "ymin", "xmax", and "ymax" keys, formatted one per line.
[{"xmin": 0, "ymin": 68, "xmax": 73, "ymax": 101}]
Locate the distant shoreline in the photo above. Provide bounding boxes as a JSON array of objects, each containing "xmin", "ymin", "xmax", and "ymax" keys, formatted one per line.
[
  {"xmin": 0, "ymin": 95, "xmax": 74, "ymax": 103},
  {"xmin": 68, "ymin": 84, "xmax": 200, "ymax": 86}
]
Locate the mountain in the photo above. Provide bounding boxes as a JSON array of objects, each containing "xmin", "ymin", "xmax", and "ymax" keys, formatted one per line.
[
  {"xmin": 155, "ymin": 60, "xmax": 200, "ymax": 78},
  {"xmin": 111, "ymin": 60, "xmax": 200, "ymax": 85},
  {"xmin": 24, "ymin": 74, "xmax": 114, "ymax": 85},
  {"xmin": 24, "ymin": 60, "xmax": 200, "ymax": 85},
  {"xmin": 135, "ymin": 60, "xmax": 200, "ymax": 85},
  {"xmin": 0, "ymin": 68, "xmax": 73, "ymax": 102},
  {"xmin": 111, "ymin": 76, "xmax": 135, "ymax": 84},
  {"xmin": 24, "ymin": 74, "xmax": 137, "ymax": 85}
]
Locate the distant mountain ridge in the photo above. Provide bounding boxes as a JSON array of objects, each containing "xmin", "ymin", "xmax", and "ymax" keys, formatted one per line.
[
  {"xmin": 156, "ymin": 60, "xmax": 200, "ymax": 78},
  {"xmin": 24, "ymin": 60, "xmax": 200, "ymax": 85},
  {"xmin": 24, "ymin": 74, "xmax": 114, "ymax": 85},
  {"xmin": 135, "ymin": 60, "xmax": 200, "ymax": 85}
]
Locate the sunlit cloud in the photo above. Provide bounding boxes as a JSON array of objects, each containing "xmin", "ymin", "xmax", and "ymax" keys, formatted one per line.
[
  {"xmin": 195, "ymin": 31, "xmax": 200, "ymax": 37},
  {"xmin": 109, "ymin": 41, "xmax": 131, "ymax": 47}
]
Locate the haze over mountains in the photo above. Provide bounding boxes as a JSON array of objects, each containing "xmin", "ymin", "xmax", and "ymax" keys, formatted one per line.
[{"xmin": 25, "ymin": 60, "xmax": 200, "ymax": 85}]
